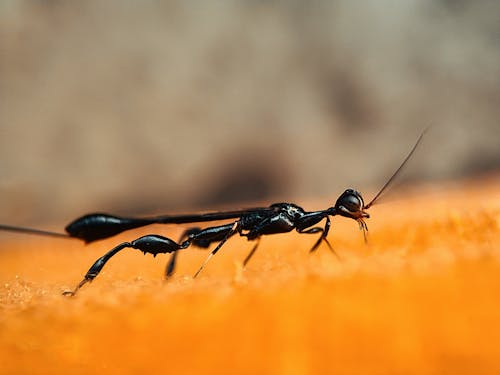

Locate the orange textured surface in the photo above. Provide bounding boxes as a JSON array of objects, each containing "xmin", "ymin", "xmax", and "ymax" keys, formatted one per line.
[{"xmin": 0, "ymin": 178, "xmax": 499, "ymax": 375}]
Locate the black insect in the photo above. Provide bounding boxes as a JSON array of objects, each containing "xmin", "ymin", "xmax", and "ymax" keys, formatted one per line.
[{"xmin": 0, "ymin": 132, "xmax": 425, "ymax": 295}]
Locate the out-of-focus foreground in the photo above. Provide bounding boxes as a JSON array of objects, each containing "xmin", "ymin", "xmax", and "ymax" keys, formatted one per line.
[{"xmin": 0, "ymin": 177, "xmax": 498, "ymax": 375}]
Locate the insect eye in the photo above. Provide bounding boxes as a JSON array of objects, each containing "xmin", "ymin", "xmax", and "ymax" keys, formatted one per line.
[
  {"xmin": 342, "ymin": 195, "xmax": 361, "ymax": 211},
  {"xmin": 335, "ymin": 189, "xmax": 364, "ymax": 213}
]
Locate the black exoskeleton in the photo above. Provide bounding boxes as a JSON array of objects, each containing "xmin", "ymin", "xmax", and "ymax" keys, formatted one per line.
[{"xmin": 0, "ymin": 132, "xmax": 425, "ymax": 295}]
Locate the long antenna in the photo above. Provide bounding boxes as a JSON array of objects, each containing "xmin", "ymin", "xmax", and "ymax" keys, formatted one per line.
[
  {"xmin": 364, "ymin": 129, "xmax": 427, "ymax": 209},
  {"xmin": 0, "ymin": 224, "xmax": 71, "ymax": 239}
]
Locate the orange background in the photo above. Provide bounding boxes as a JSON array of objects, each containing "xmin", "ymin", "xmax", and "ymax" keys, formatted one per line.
[{"xmin": 0, "ymin": 177, "xmax": 499, "ymax": 374}]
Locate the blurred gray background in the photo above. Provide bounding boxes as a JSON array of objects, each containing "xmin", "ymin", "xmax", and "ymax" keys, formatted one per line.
[{"xmin": 0, "ymin": 1, "xmax": 499, "ymax": 225}]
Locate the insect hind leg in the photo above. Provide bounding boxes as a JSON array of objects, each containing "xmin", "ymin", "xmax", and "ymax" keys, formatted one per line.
[
  {"xmin": 192, "ymin": 222, "xmax": 239, "ymax": 278},
  {"xmin": 64, "ymin": 234, "xmax": 187, "ymax": 296},
  {"xmin": 165, "ymin": 227, "xmax": 210, "ymax": 279}
]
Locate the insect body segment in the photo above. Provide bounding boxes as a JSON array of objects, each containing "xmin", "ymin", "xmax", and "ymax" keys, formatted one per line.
[{"xmin": 65, "ymin": 213, "xmax": 155, "ymax": 243}]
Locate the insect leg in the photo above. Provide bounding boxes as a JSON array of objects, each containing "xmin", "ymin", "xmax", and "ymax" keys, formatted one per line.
[
  {"xmin": 298, "ymin": 217, "xmax": 340, "ymax": 260},
  {"xmin": 165, "ymin": 249, "xmax": 179, "ymax": 279},
  {"xmin": 242, "ymin": 238, "xmax": 261, "ymax": 267},
  {"xmin": 165, "ymin": 227, "xmax": 206, "ymax": 279},
  {"xmin": 165, "ymin": 227, "xmax": 220, "ymax": 280},
  {"xmin": 241, "ymin": 213, "xmax": 297, "ymax": 266},
  {"xmin": 63, "ymin": 234, "xmax": 188, "ymax": 296},
  {"xmin": 193, "ymin": 222, "xmax": 239, "ymax": 278}
]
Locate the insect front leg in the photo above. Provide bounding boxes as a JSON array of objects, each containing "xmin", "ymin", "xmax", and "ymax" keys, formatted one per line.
[
  {"xmin": 296, "ymin": 216, "xmax": 340, "ymax": 260},
  {"xmin": 63, "ymin": 235, "xmax": 189, "ymax": 296}
]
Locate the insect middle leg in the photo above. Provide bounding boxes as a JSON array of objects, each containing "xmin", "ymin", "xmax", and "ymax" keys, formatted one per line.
[
  {"xmin": 240, "ymin": 213, "xmax": 297, "ymax": 266},
  {"xmin": 242, "ymin": 238, "xmax": 261, "ymax": 267}
]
